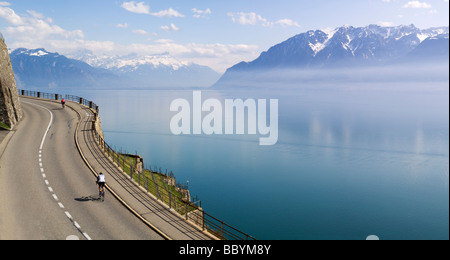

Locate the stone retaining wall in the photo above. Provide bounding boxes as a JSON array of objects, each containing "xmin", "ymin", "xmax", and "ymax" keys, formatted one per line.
[{"xmin": 0, "ymin": 38, "xmax": 23, "ymax": 130}]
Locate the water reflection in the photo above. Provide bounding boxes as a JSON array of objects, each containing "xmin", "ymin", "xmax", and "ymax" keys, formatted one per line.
[{"xmin": 73, "ymin": 82, "xmax": 449, "ymax": 240}]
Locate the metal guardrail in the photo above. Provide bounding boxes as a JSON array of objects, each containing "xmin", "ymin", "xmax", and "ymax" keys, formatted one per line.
[
  {"xmin": 65, "ymin": 94, "xmax": 99, "ymax": 113},
  {"xmin": 18, "ymin": 89, "xmax": 99, "ymax": 113},
  {"xmin": 18, "ymin": 89, "xmax": 61, "ymax": 101},
  {"xmin": 18, "ymin": 88, "xmax": 256, "ymax": 240}
]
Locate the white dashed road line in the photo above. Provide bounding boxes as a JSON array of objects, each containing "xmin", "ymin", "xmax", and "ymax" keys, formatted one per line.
[{"xmin": 23, "ymin": 101, "xmax": 92, "ymax": 241}]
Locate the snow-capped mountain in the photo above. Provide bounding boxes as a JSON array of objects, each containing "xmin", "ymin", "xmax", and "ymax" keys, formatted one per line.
[
  {"xmin": 70, "ymin": 50, "xmax": 191, "ymax": 72},
  {"xmin": 11, "ymin": 48, "xmax": 220, "ymax": 89},
  {"xmin": 215, "ymin": 24, "xmax": 449, "ymax": 87},
  {"xmin": 69, "ymin": 50, "xmax": 220, "ymax": 88},
  {"xmin": 10, "ymin": 48, "xmax": 116, "ymax": 89}
]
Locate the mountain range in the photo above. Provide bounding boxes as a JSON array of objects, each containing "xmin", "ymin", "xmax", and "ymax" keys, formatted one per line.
[
  {"xmin": 215, "ymin": 24, "xmax": 449, "ymax": 87},
  {"xmin": 69, "ymin": 50, "xmax": 220, "ymax": 88},
  {"xmin": 10, "ymin": 48, "xmax": 220, "ymax": 90},
  {"xmin": 11, "ymin": 48, "xmax": 116, "ymax": 90},
  {"xmin": 7, "ymin": 24, "xmax": 449, "ymax": 90}
]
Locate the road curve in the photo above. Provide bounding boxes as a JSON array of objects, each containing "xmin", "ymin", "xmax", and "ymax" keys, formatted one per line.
[{"xmin": 0, "ymin": 98, "xmax": 164, "ymax": 240}]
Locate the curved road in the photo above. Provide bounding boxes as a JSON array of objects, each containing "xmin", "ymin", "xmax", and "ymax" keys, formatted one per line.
[{"xmin": 0, "ymin": 98, "xmax": 164, "ymax": 240}]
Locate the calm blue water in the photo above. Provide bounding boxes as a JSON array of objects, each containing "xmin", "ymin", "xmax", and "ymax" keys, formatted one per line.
[{"xmin": 76, "ymin": 82, "xmax": 449, "ymax": 240}]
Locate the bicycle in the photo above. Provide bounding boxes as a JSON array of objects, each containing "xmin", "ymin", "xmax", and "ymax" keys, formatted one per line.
[
  {"xmin": 98, "ymin": 185, "xmax": 105, "ymax": 202},
  {"xmin": 97, "ymin": 172, "xmax": 106, "ymax": 202}
]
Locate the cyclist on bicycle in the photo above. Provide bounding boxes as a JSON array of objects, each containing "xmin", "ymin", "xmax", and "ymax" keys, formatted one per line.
[
  {"xmin": 97, "ymin": 172, "xmax": 106, "ymax": 197},
  {"xmin": 61, "ymin": 98, "xmax": 66, "ymax": 109}
]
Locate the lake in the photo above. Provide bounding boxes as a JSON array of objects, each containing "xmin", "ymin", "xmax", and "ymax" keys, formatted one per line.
[{"xmin": 75, "ymin": 81, "xmax": 449, "ymax": 240}]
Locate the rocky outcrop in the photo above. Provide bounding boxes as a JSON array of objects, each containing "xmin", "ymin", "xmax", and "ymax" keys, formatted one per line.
[{"xmin": 0, "ymin": 35, "xmax": 23, "ymax": 130}]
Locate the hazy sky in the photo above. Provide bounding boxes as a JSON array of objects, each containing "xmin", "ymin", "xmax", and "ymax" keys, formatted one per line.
[{"xmin": 1, "ymin": 0, "xmax": 448, "ymax": 72}]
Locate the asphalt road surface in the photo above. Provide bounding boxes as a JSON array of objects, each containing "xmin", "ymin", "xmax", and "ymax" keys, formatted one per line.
[{"xmin": 0, "ymin": 98, "xmax": 164, "ymax": 240}]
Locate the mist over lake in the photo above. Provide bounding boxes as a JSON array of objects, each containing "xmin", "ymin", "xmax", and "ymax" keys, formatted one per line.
[{"xmin": 75, "ymin": 76, "xmax": 449, "ymax": 240}]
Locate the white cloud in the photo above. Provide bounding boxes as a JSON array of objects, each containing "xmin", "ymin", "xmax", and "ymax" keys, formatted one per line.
[
  {"xmin": 276, "ymin": 19, "xmax": 300, "ymax": 28},
  {"xmin": 153, "ymin": 38, "xmax": 174, "ymax": 44},
  {"xmin": 121, "ymin": 2, "xmax": 184, "ymax": 18},
  {"xmin": 0, "ymin": 4, "xmax": 84, "ymax": 43},
  {"xmin": 26, "ymin": 10, "xmax": 44, "ymax": 19},
  {"xmin": 151, "ymin": 8, "xmax": 184, "ymax": 18},
  {"xmin": 227, "ymin": 12, "xmax": 300, "ymax": 28},
  {"xmin": 192, "ymin": 8, "xmax": 211, "ymax": 18},
  {"xmin": 402, "ymin": 1, "xmax": 432, "ymax": 8},
  {"xmin": 227, "ymin": 12, "xmax": 273, "ymax": 27},
  {"xmin": 116, "ymin": 23, "xmax": 129, "ymax": 28},
  {"xmin": 0, "ymin": 3, "xmax": 24, "ymax": 25},
  {"xmin": 132, "ymin": 29, "xmax": 149, "ymax": 35},
  {"xmin": 121, "ymin": 1, "xmax": 150, "ymax": 14},
  {"xmin": 160, "ymin": 23, "xmax": 180, "ymax": 32}
]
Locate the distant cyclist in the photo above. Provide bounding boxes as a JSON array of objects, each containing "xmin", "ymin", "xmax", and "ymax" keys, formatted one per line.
[
  {"xmin": 97, "ymin": 172, "xmax": 106, "ymax": 200},
  {"xmin": 61, "ymin": 98, "xmax": 66, "ymax": 109}
]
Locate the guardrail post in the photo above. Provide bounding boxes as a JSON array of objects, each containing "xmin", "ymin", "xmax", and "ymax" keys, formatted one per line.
[
  {"xmin": 122, "ymin": 157, "xmax": 125, "ymax": 172},
  {"xmin": 202, "ymin": 211, "xmax": 205, "ymax": 231},
  {"xmin": 37, "ymin": 92, "xmax": 41, "ymax": 98},
  {"xmin": 91, "ymin": 115, "xmax": 96, "ymax": 131}
]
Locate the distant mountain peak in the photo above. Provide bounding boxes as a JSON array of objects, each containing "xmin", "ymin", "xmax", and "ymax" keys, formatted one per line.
[
  {"xmin": 215, "ymin": 24, "xmax": 449, "ymax": 87},
  {"xmin": 13, "ymin": 48, "xmax": 52, "ymax": 56}
]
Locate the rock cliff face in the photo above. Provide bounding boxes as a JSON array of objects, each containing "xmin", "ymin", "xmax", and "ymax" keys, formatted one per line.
[{"xmin": 0, "ymin": 37, "xmax": 23, "ymax": 130}]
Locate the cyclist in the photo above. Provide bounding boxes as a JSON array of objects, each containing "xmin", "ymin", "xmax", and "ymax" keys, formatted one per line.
[
  {"xmin": 61, "ymin": 98, "xmax": 66, "ymax": 109},
  {"xmin": 97, "ymin": 172, "xmax": 106, "ymax": 198}
]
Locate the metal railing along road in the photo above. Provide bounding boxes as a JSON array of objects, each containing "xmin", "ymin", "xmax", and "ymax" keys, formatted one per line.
[
  {"xmin": 18, "ymin": 89, "xmax": 99, "ymax": 113},
  {"xmin": 65, "ymin": 94, "xmax": 99, "ymax": 113}
]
